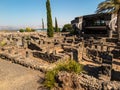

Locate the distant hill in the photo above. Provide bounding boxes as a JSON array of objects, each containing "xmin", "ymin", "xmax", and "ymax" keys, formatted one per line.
[
  {"xmin": 0, "ymin": 26, "xmax": 42, "ymax": 31},
  {"xmin": 0, "ymin": 26, "xmax": 19, "ymax": 31}
]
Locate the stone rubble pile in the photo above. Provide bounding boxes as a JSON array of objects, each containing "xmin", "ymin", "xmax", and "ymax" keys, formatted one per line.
[{"xmin": 54, "ymin": 71, "xmax": 120, "ymax": 90}]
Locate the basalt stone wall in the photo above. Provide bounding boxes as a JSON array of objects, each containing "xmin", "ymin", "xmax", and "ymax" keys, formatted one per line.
[
  {"xmin": 111, "ymin": 49, "xmax": 120, "ymax": 59},
  {"xmin": 72, "ymin": 49, "xmax": 79, "ymax": 61},
  {"xmin": 111, "ymin": 70, "xmax": 120, "ymax": 81},
  {"xmin": 62, "ymin": 47, "xmax": 79, "ymax": 61},
  {"xmin": 28, "ymin": 42, "xmax": 42, "ymax": 51},
  {"xmin": 30, "ymin": 36, "xmax": 39, "ymax": 40},
  {"xmin": 55, "ymin": 71, "xmax": 120, "ymax": 90},
  {"xmin": 0, "ymin": 52, "xmax": 69, "ymax": 72},
  {"xmin": 0, "ymin": 53, "xmax": 45, "ymax": 72},
  {"xmin": 32, "ymin": 51, "xmax": 61, "ymax": 63},
  {"xmin": 106, "ymin": 38, "xmax": 118, "ymax": 43}
]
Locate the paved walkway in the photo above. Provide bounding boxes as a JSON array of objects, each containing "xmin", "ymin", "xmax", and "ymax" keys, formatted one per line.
[{"xmin": 0, "ymin": 59, "xmax": 44, "ymax": 90}]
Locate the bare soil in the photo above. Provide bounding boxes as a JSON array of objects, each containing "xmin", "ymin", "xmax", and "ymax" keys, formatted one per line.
[{"xmin": 0, "ymin": 59, "xmax": 44, "ymax": 90}]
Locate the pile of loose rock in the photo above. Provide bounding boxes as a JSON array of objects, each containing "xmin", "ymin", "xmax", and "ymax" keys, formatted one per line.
[{"xmin": 54, "ymin": 71, "xmax": 120, "ymax": 90}]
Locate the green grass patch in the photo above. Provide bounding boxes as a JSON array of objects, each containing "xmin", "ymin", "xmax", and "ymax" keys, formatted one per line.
[{"xmin": 44, "ymin": 59, "xmax": 84, "ymax": 89}]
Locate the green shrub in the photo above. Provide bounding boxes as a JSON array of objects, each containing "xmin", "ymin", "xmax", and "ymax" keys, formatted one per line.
[
  {"xmin": 19, "ymin": 28, "xmax": 36, "ymax": 32},
  {"xmin": 44, "ymin": 69, "xmax": 58, "ymax": 89},
  {"xmin": 26, "ymin": 27, "xmax": 32, "ymax": 32},
  {"xmin": 58, "ymin": 60, "xmax": 83, "ymax": 74},
  {"xmin": 19, "ymin": 29, "xmax": 25, "ymax": 32},
  {"xmin": 44, "ymin": 60, "xmax": 83, "ymax": 89},
  {"xmin": 0, "ymin": 40, "xmax": 7, "ymax": 47}
]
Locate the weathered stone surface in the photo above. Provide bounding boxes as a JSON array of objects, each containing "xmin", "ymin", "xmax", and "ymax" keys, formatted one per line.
[
  {"xmin": 0, "ymin": 32, "xmax": 120, "ymax": 90},
  {"xmin": 32, "ymin": 51, "xmax": 61, "ymax": 63},
  {"xmin": 55, "ymin": 71, "xmax": 120, "ymax": 90}
]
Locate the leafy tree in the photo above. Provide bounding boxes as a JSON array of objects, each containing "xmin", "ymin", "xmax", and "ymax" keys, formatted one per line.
[
  {"xmin": 62, "ymin": 24, "xmax": 73, "ymax": 32},
  {"xmin": 26, "ymin": 27, "xmax": 32, "ymax": 32},
  {"xmin": 46, "ymin": 0, "xmax": 54, "ymax": 37},
  {"xmin": 42, "ymin": 18, "xmax": 44, "ymax": 30},
  {"xmin": 19, "ymin": 29, "xmax": 25, "ymax": 32},
  {"xmin": 96, "ymin": 0, "xmax": 120, "ymax": 41},
  {"xmin": 55, "ymin": 17, "xmax": 59, "ymax": 32},
  {"xmin": 19, "ymin": 28, "xmax": 35, "ymax": 32}
]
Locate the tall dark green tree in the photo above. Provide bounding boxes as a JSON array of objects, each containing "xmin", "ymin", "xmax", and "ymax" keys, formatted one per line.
[
  {"xmin": 42, "ymin": 18, "xmax": 44, "ymax": 30},
  {"xmin": 55, "ymin": 17, "xmax": 59, "ymax": 32},
  {"xmin": 46, "ymin": 0, "xmax": 54, "ymax": 37}
]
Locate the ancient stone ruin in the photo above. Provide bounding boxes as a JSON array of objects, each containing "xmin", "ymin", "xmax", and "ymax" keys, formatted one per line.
[{"xmin": 0, "ymin": 31, "xmax": 120, "ymax": 89}]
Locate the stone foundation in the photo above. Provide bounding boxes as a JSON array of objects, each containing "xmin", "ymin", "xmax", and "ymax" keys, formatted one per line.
[{"xmin": 32, "ymin": 51, "xmax": 61, "ymax": 63}]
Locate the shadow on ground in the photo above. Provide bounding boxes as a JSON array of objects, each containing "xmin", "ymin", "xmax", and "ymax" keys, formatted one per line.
[
  {"xmin": 83, "ymin": 64, "xmax": 100, "ymax": 78},
  {"xmin": 37, "ymin": 76, "xmax": 49, "ymax": 90}
]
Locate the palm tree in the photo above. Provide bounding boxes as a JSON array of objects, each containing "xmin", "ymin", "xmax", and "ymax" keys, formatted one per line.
[{"xmin": 96, "ymin": 0, "xmax": 120, "ymax": 41}]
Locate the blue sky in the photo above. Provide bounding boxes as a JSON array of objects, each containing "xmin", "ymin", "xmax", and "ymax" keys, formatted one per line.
[{"xmin": 0, "ymin": 0, "xmax": 104, "ymax": 28}]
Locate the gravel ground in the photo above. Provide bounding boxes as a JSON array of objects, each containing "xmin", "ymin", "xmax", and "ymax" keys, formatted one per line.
[{"xmin": 0, "ymin": 59, "xmax": 44, "ymax": 90}]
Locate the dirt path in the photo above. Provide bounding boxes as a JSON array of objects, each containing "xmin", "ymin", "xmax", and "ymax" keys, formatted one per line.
[{"xmin": 0, "ymin": 59, "xmax": 44, "ymax": 90}]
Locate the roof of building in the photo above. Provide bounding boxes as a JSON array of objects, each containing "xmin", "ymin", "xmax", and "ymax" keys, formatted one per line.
[{"xmin": 75, "ymin": 13, "xmax": 111, "ymax": 19}]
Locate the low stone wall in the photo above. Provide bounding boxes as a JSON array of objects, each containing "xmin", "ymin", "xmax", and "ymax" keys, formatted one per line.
[
  {"xmin": 0, "ymin": 53, "xmax": 46, "ymax": 72},
  {"xmin": 32, "ymin": 51, "xmax": 61, "ymax": 63},
  {"xmin": 106, "ymin": 38, "xmax": 118, "ymax": 43},
  {"xmin": 28, "ymin": 42, "xmax": 42, "ymax": 51},
  {"xmin": 111, "ymin": 49, "xmax": 120, "ymax": 59},
  {"xmin": 0, "ymin": 52, "xmax": 69, "ymax": 72}
]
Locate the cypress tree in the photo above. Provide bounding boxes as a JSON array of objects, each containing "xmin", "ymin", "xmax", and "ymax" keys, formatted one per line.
[
  {"xmin": 46, "ymin": 0, "xmax": 54, "ymax": 37},
  {"xmin": 55, "ymin": 17, "xmax": 59, "ymax": 32},
  {"xmin": 42, "ymin": 18, "xmax": 44, "ymax": 30}
]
